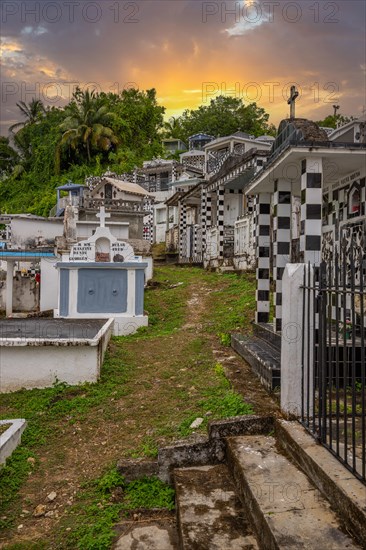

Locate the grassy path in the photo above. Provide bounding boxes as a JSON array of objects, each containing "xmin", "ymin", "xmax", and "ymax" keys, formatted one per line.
[{"xmin": 0, "ymin": 266, "xmax": 278, "ymax": 549}]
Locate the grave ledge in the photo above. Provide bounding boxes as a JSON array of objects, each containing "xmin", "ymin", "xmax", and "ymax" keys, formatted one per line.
[{"xmin": 0, "ymin": 419, "xmax": 27, "ymax": 465}]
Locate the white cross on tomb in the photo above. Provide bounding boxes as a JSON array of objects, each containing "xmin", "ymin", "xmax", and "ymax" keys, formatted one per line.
[{"xmin": 96, "ymin": 206, "xmax": 111, "ymax": 228}]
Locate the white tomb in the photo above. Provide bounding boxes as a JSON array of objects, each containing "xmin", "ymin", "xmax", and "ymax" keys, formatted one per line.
[{"xmin": 55, "ymin": 208, "xmax": 149, "ymax": 336}]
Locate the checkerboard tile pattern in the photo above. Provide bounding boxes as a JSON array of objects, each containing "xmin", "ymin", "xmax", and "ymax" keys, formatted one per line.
[
  {"xmin": 179, "ymin": 201, "xmax": 187, "ymax": 258},
  {"xmin": 255, "ymin": 193, "xmax": 271, "ymax": 324},
  {"xmin": 217, "ymin": 186, "xmax": 225, "ymax": 258},
  {"xmin": 273, "ymin": 180, "xmax": 292, "ymax": 332},
  {"xmin": 300, "ymin": 157, "xmax": 323, "ymax": 265}
]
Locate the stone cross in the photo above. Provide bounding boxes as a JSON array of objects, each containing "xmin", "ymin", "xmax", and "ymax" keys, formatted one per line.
[
  {"xmin": 287, "ymin": 86, "xmax": 299, "ymax": 119},
  {"xmin": 96, "ymin": 206, "xmax": 111, "ymax": 228}
]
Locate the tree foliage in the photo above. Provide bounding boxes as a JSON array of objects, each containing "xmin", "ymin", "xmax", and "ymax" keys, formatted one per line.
[
  {"xmin": 0, "ymin": 137, "xmax": 19, "ymax": 176},
  {"xmin": 9, "ymin": 99, "xmax": 45, "ymax": 133},
  {"xmin": 0, "ymin": 91, "xmax": 276, "ymax": 216},
  {"xmin": 163, "ymin": 96, "xmax": 276, "ymax": 142},
  {"xmin": 315, "ymin": 113, "xmax": 355, "ymax": 130},
  {"xmin": 59, "ymin": 88, "xmax": 119, "ymax": 163},
  {"xmin": 0, "ymin": 88, "xmax": 165, "ymax": 215}
]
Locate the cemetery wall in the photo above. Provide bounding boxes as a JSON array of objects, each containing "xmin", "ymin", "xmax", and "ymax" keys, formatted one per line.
[
  {"xmin": 76, "ymin": 222, "xmax": 129, "ymax": 241},
  {"xmin": 11, "ymin": 218, "xmax": 63, "ymax": 249},
  {"xmin": 0, "ymin": 346, "xmax": 97, "ymax": 391},
  {"xmin": 40, "ymin": 258, "xmax": 59, "ymax": 312},
  {"xmin": 0, "ymin": 277, "xmax": 38, "ymax": 312},
  {"xmin": 81, "ymin": 212, "xmax": 143, "ymax": 239}
]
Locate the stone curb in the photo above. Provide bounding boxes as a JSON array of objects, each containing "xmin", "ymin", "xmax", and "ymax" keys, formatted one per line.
[{"xmin": 0, "ymin": 419, "xmax": 27, "ymax": 465}]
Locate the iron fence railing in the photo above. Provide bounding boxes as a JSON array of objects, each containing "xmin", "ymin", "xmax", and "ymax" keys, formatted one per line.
[{"xmin": 301, "ymin": 241, "xmax": 365, "ymax": 484}]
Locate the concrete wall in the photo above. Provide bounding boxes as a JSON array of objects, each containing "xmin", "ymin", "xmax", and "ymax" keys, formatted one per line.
[
  {"xmin": 155, "ymin": 223, "xmax": 167, "ymax": 243},
  {"xmin": 76, "ymin": 222, "xmax": 129, "ymax": 241},
  {"xmin": 11, "ymin": 218, "xmax": 63, "ymax": 249},
  {"xmin": 143, "ymin": 256, "xmax": 153, "ymax": 282},
  {"xmin": 0, "ymin": 276, "xmax": 38, "ymax": 312},
  {"xmin": 81, "ymin": 212, "xmax": 143, "ymax": 240},
  {"xmin": 40, "ymin": 258, "xmax": 59, "ymax": 312},
  {"xmin": 0, "ymin": 419, "xmax": 27, "ymax": 465}
]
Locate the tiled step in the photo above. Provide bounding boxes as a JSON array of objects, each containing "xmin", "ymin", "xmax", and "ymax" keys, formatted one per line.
[
  {"xmin": 252, "ymin": 322, "xmax": 281, "ymax": 352},
  {"xmin": 231, "ymin": 334, "xmax": 280, "ymax": 391},
  {"xmin": 226, "ymin": 435, "xmax": 361, "ymax": 550},
  {"xmin": 174, "ymin": 464, "xmax": 259, "ymax": 549}
]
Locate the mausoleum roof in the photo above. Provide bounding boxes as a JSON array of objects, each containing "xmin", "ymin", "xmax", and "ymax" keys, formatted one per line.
[{"xmin": 93, "ymin": 178, "xmax": 153, "ymax": 198}]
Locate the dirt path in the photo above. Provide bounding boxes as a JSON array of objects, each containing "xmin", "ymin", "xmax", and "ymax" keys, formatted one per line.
[{"xmin": 1, "ymin": 276, "xmax": 279, "ymax": 548}]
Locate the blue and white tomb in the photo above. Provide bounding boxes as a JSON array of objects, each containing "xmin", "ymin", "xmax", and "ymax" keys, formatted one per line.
[{"xmin": 55, "ymin": 208, "xmax": 149, "ymax": 335}]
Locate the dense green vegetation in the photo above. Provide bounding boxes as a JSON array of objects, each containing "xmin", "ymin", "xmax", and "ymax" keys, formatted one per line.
[
  {"xmin": 163, "ymin": 95, "xmax": 276, "ymax": 144},
  {"xmin": 315, "ymin": 112, "xmax": 355, "ymax": 130},
  {"xmin": 0, "ymin": 88, "xmax": 165, "ymax": 216},
  {"xmin": 1, "ymin": 92, "xmax": 275, "ymax": 216}
]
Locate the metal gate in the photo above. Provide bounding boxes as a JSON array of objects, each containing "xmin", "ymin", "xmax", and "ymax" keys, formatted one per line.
[{"xmin": 301, "ymin": 240, "xmax": 365, "ymax": 484}]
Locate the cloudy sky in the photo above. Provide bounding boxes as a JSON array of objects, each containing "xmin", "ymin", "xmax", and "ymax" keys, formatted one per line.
[{"xmin": 1, "ymin": 0, "xmax": 365, "ymax": 134}]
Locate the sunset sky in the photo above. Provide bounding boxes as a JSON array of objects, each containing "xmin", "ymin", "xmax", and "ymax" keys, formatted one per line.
[{"xmin": 1, "ymin": 0, "xmax": 365, "ymax": 134}]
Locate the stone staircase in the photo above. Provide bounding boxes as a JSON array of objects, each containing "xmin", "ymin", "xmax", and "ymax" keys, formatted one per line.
[
  {"xmin": 175, "ymin": 464, "xmax": 258, "ymax": 549},
  {"xmin": 115, "ymin": 417, "xmax": 365, "ymax": 549},
  {"xmin": 231, "ymin": 323, "xmax": 281, "ymax": 392}
]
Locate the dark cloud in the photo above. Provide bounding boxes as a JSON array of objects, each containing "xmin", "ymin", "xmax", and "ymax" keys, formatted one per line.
[{"xmin": 1, "ymin": 0, "xmax": 365, "ymax": 133}]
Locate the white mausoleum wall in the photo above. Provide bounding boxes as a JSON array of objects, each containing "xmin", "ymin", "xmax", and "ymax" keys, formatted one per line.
[
  {"xmin": 0, "ymin": 277, "xmax": 38, "ymax": 312},
  {"xmin": 224, "ymin": 194, "xmax": 241, "ymax": 225},
  {"xmin": 76, "ymin": 222, "xmax": 129, "ymax": 241},
  {"xmin": 155, "ymin": 224, "xmax": 166, "ymax": 243},
  {"xmin": 40, "ymin": 258, "xmax": 59, "ymax": 312},
  {"xmin": 11, "ymin": 218, "xmax": 63, "ymax": 249}
]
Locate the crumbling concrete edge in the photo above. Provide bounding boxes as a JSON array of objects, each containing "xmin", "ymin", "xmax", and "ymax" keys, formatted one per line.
[
  {"xmin": 158, "ymin": 415, "xmax": 275, "ymax": 483},
  {"xmin": 275, "ymin": 418, "xmax": 366, "ymax": 547},
  {"xmin": 0, "ymin": 419, "xmax": 27, "ymax": 465},
  {"xmin": 117, "ymin": 415, "xmax": 274, "ymax": 485}
]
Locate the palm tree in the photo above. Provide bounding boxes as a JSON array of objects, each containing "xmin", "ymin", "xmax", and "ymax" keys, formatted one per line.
[
  {"xmin": 163, "ymin": 116, "xmax": 182, "ymax": 139},
  {"xmin": 59, "ymin": 89, "xmax": 119, "ymax": 162},
  {"xmin": 9, "ymin": 99, "xmax": 45, "ymax": 133}
]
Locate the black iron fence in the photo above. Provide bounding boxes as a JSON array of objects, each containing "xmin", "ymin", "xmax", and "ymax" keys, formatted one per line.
[{"xmin": 301, "ymin": 241, "xmax": 365, "ymax": 484}]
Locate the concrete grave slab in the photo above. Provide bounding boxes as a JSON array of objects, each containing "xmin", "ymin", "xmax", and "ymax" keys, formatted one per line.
[{"xmin": 0, "ymin": 318, "xmax": 113, "ymax": 392}]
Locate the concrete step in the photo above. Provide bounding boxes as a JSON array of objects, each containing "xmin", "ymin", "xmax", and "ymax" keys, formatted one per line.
[
  {"xmin": 174, "ymin": 464, "xmax": 259, "ymax": 549},
  {"xmin": 275, "ymin": 419, "xmax": 366, "ymax": 546},
  {"xmin": 252, "ymin": 322, "xmax": 281, "ymax": 352},
  {"xmin": 231, "ymin": 334, "xmax": 280, "ymax": 392},
  {"xmin": 227, "ymin": 435, "xmax": 361, "ymax": 550},
  {"xmin": 115, "ymin": 524, "xmax": 178, "ymax": 549}
]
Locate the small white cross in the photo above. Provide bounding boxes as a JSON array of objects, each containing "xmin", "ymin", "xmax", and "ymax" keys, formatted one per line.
[{"xmin": 96, "ymin": 206, "xmax": 111, "ymax": 228}]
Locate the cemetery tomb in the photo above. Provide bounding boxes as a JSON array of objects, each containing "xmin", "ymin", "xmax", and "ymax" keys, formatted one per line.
[
  {"xmin": 55, "ymin": 208, "xmax": 148, "ymax": 336},
  {"xmin": 0, "ymin": 318, "xmax": 113, "ymax": 393}
]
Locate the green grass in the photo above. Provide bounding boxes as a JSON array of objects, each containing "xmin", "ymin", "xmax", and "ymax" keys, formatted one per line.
[
  {"xmin": 123, "ymin": 266, "xmax": 257, "ymax": 341},
  {"xmin": 178, "ymin": 362, "xmax": 254, "ymax": 436},
  {"xmin": 0, "ymin": 356, "xmax": 133, "ymax": 526},
  {"xmin": 59, "ymin": 468, "xmax": 174, "ymax": 550},
  {"xmin": 203, "ymin": 271, "xmax": 256, "ymax": 335}
]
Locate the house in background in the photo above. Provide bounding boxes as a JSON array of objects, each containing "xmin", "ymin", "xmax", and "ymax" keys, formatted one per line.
[
  {"xmin": 171, "ymin": 131, "xmax": 273, "ymax": 267},
  {"xmin": 204, "ymin": 131, "xmax": 274, "ymax": 177},
  {"xmin": 162, "ymin": 138, "xmax": 187, "ymax": 155}
]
